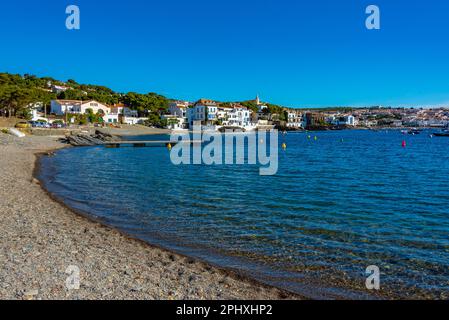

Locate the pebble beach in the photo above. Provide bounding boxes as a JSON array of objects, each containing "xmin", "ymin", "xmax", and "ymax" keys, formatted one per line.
[{"xmin": 0, "ymin": 131, "xmax": 297, "ymax": 300}]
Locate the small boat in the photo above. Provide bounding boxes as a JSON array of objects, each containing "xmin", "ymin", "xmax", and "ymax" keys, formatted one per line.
[
  {"xmin": 408, "ymin": 129, "xmax": 421, "ymax": 135},
  {"xmin": 8, "ymin": 128, "xmax": 26, "ymax": 138},
  {"xmin": 433, "ymin": 129, "xmax": 449, "ymax": 137}
]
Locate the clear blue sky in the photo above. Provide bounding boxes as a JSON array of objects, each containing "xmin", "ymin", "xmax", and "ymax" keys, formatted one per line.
[{"xmin": 1, "ymin": 0, "xmax": 449, "ymax": 107}]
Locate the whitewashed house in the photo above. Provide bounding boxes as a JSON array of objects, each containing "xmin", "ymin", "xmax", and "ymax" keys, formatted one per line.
[
  {"xmin": 50, "ymin": 100, "xmax": 110, "ymax": 115},
  {"xmin": 286, "ymin": 110, "xmax": 303, "ymax": 129},
  {"xmin": 168, "ymin": 100, "xmax": 190, "ymax": 129},
  {"xmin": 82, "ymin": 100, "xmax": 111, "ymax": 115},
  {"xmin": 187, "ymin": 99, "xmax": 219, "ymax": 126},
  {"xmin": 222, "ymin": 105, "xmax": 252, "ymax": 128},
  {"xmin": 50, "ymin": 100, "xmax": 81, "ymax": 115},
  {"xmin": 102, "ymin": 113, "xmax": 120, "ymax": 124},
  {"xmin": 51, "ymin": 84, "xmax": 69, "ymax": 94},
  {"xmin": 105, "ymin": 104, "xmax": 144, "ymax": 125},
  {"xmin": 216, "ymin": 105, "xmax": 232, "ymax": 124},
  {"xmin": 162, "ymin": 114, "xmax": 186, "ymax": 130},
  {"xmin": 169, "ymin": 100, "xmax": 190, "ymax": 117},
  {"xmin": 109, "ymin": 104, "xmax": 138, "ymax": 117},
  {"xmin": 328, "ymin": 115, "xmax": 356, "ymax": 126}
]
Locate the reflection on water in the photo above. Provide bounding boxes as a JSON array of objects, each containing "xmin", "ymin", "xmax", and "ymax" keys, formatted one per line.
[{"xmin": 38, "ymin": 130, "xmax": 449, "ymax": 299}]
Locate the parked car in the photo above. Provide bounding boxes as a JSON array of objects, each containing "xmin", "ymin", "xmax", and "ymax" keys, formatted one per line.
[
  {"xmin": 29, "ymin": 121, "xmax": 40, "ymax": 128},
  {"xmin": 29, "ymin": 121, "xmax": 51, "ymax": 128},
  {"xmin": 16, "ymin": 122, "xmax": 31, "ymax": 129}
]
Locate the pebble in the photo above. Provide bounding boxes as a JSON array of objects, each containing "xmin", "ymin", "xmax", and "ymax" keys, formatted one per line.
[{"xmin": 0, "ymin": 134, "xmax": 296, "ymax": 300}]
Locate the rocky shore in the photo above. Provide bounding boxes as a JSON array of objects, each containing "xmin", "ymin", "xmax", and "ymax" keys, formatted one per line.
[
  {"xmin": 0, "ymin": 132, "xmax": 298, "ymax": 300},
  {"xmin": 60, "ymin": 130, "xmax": 119, "ymax": 146}
]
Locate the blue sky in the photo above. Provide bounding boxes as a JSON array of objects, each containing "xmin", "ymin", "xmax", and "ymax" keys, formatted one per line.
[{"xmin": 1, "ymin": 0, "xmax": 448, "ymax": 107}]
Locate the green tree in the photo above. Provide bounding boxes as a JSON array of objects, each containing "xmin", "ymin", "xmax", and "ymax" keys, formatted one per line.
[
  {"xmin": 121, "ymin": 92, "xmax": 168, "ymax": 116},
  {"xmin": 0, "ymin": 85, "xmax": 38, "ymax": 117}
]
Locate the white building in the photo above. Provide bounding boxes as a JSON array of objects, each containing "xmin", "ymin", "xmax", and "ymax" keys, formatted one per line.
[
  {"xmin": 104, "ymin": 104, "xmax": 142, "ymax": 125},
  {"xmin": 102, "ymin": 113, "xmax": 119, "ymax": 124},
  {"xmin": 168, "ymin": 101, "xmax": 190, "ymax": 129},
  {"xmin": 51, "ymin": 100, "xmax": 146, "ymax": 125},
  {"xmin": 162, "ymin": 114, "xmax": 186, "ymax": 130},
  {"xmin": 286, "ymin": 110, "xmax": 303, "ymax": 129},
  {"xmin": 221, "ymin": 105, "xmax": 252, "ymax": 128},
  {"xmin": 169, "ymin": 100, "xmax": 190, "ymax": 117},
  {"xmin": 50, "ymin": 100, "xmax": 81, "ymax": 115},
  {"xmin": 329, "ymin": 115, "xmax": 356, "ymax": 126},
  {"xmin": 187, "ymin": 99, "xmax": 219, "ymax": 126},
  {"xmin": 51, "ymin": 84, "xmax": 69, "ymax": 94},
  {"xmin": 109, "ymin": 104, "xmax": 138, "ymax": 117},
  {"xmin": 342, "ymin": 115, "xmax": 356, "ymax": 126},
  {"xmin": 50, "ymin": 100, "xmax": 110, "ymax": 115}
]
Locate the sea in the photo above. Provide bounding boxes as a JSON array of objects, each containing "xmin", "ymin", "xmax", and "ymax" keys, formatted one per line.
[{"xmin": 37, "ymin": 129, "xmax": 449, "ymax": 299}]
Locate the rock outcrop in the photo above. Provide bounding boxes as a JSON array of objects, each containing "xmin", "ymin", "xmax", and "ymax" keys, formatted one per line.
[{"xmin": 61, "ymin": 130, "xmax": 119, "ymax": 146}]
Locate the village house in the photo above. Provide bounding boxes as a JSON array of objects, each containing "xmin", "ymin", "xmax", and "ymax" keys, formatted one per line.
[
  {"xmin": 108, "ymin": 104, "xmax": 144, "ymax": 125},
  {"xmin": 50, "ymin": 99, "xmax": 110, "ymax": 116},
  {"xmin": 187, "ymin": 99, "xmax": 219, "ymax": 126},
  {"xmin": 50, "ymin": 84, "xmax": 70, "ymax": 94},
  {"xmin": 327, "ymin": 114, "xmax": 356, "ymax": 126},
  {"xmin": 169, "ymin": 100, "xmax": 190, "ymax": 117},
  {"xmin": 168, "ymin": 100, "xmax": 190, "ymax": 129},
  {"xmin": 220, "ymin": 104, "xmax": 252, "ymax": 128},
  {"xmin": 50, "ymin": 100, "xmax": 144, "ymax": 125},
  {"xmin": 162, "ymin": 114, "xmax": 186, "ymax": 130},
  {"xmin": 109, "ymin": 104, "xmax": 138, "ymax": 117},
  {"xmin": 286, "ymin": 110, "xmax": 303, "ymax": 129}
]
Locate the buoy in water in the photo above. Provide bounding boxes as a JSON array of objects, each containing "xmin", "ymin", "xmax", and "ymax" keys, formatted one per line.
[
  {"xmin": 167, "ymin": 143, "xmax": 172, "ymax": 150},
  {"xmin": 314, "ymin": 136, "xmax": 318, "ymax": 141},
  {"xmin": 402, "ymin": 140, "xmax": 406, "ymax": 148},
  {"xmin": 282, "ymin": 143, "xmax": 287, "ymax": 150},
  {"xmin": 307, "ymin": 135, "xmax": 311, "ymax": 139}
]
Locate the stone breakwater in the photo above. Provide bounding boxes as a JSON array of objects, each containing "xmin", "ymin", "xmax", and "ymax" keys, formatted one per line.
[
  {"xmin": 0, "ymin": 132, "xmax": 298, "ymax": 300},
  {"xmin": 60, "ymin": 130, "xmax": 119, "ymax": 146}
]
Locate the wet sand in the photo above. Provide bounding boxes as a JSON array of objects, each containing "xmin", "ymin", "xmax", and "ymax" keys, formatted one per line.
[{"xmin": 0, "ymin": 132, "xmax": 299, "ymax": 300}]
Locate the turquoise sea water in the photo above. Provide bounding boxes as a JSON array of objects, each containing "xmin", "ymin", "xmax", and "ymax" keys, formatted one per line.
[{"xmin": 38, "ymin": 130, "xmax": 449, "ymax": 299}]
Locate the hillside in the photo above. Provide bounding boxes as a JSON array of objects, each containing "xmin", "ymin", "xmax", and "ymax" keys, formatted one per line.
[{"xmin": 0, "ymin": 73, "xmax": 169, "ymax": 118}]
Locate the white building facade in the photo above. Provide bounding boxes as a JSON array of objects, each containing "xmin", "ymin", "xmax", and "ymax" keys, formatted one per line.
[
  {"xmin": 286, "ymin": 111, "xmax": 304, "ymax": 129},
  {"xmin": 168, "ymin": 101, "xmax": 190, "ymax": 129},
  {"xmin": 328, "ymin": 115, "xmax": 356, "ymax": 126},
  {"xmin": 50, "ymin": 100, "xmax": 110, "ymax": 115},
  {"xmin": 222, "ymin": 106, "xmax": 252, "ymax": 127},
  {"xmin": 187, "ymin": 99, "xmax": 219, "ymax": 126}
]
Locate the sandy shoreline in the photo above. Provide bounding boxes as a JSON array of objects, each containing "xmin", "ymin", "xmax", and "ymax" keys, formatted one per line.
[{"xmin": 0, "ymin": 132, "xmax": 299, "ymax": 300}]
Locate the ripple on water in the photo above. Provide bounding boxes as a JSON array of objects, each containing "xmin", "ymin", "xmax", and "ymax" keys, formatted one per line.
[{"xmin": 38, "ymin": 130, "xmax": 449, "ymax": 299}]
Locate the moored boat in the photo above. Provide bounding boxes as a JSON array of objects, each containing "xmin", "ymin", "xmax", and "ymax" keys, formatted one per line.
[
  {"xmin": 408, "ymin": 129, "xmax": 421, "ymax": 135},
  {"xmin": 433, "ymin": 129, "xmax": 449, "ymax": 137}
]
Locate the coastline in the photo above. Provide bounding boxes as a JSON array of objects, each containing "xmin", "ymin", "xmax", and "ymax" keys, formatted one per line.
[{"xmin": 0, "ymin": 132, "xmax": 299, "ymax": 300}]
